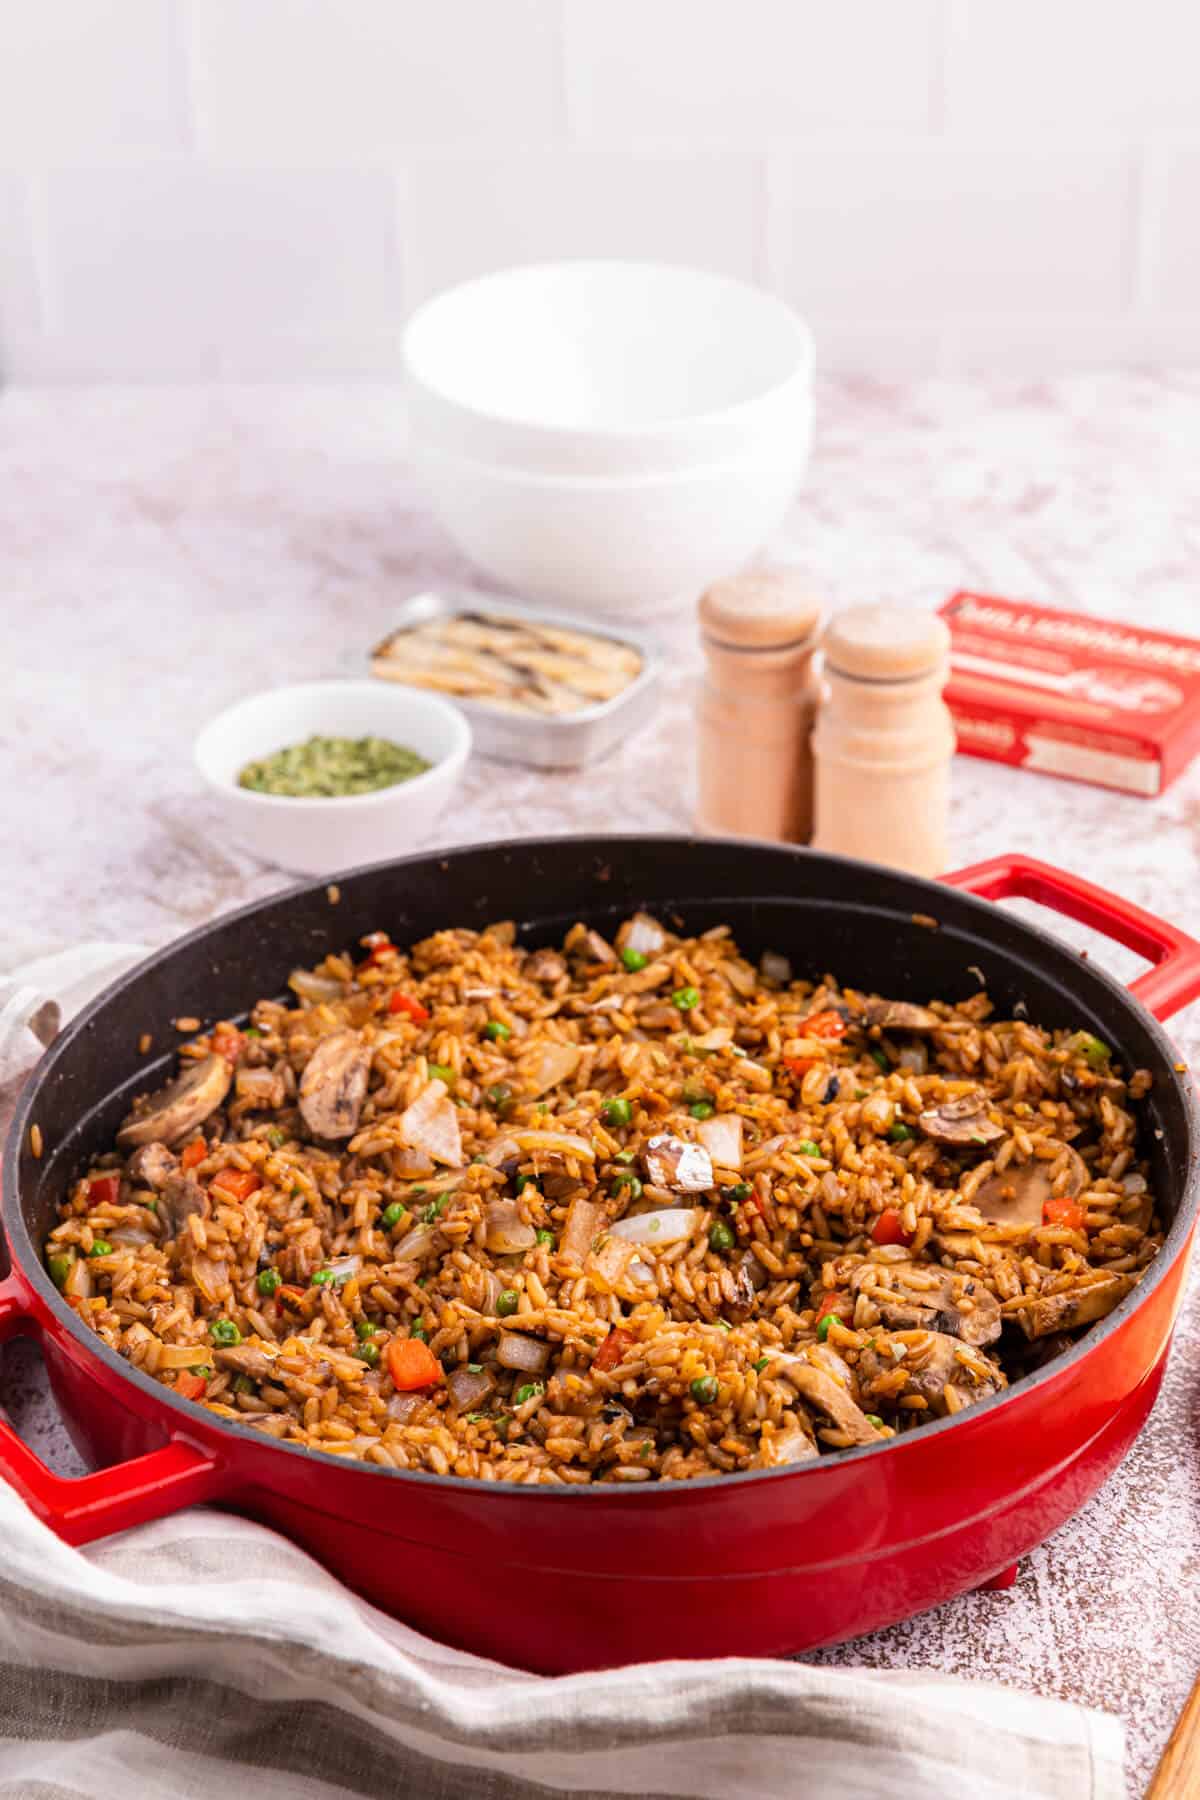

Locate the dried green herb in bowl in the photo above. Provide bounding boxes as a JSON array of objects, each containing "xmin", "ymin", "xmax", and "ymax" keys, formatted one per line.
[{"xmin": 237, "ymin": 735, "xmax": 432, "ymax": 799}]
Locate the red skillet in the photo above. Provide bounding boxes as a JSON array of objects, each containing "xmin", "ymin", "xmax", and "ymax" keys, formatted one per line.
[{"xmin": 2, "ymin": 839, "xmax": 1198, "ymax": 1672}]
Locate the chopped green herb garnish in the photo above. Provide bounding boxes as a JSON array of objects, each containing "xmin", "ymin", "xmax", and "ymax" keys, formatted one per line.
[
  {"xmin": 381, "ymin": 1202, "xmax": 404, "ymax": 1229},
  {"xmin": 614, "ymin": 1149, "xmax": 636, "ymax": 1164},
  {"xmin": 238, "ymin": 734, "xmax": 431, "ymax": 798},
  {"xmin": 422, "ymin": 1192, "xmax": 451, "ymax": 1224},
  {"xmin": 428, "ymin": 1062, "xmax": 456, "ymax": 1085},
  {"xmin": 753, "ymin": 1356, "xmax": 770, "ymax": 1373},
  {"xmin": 869, "ymin": 1046, "xmax": 890, "ymax": 1071},
  {"xmin": 233, "ymin": 1374, "xmax": 254, "ymax": 1394},
  {"xmin": 311, "ymin": 1269, "xmax": 335, "ymax": 1286},
  {"xmin": 467, "ymin": 1362, "xmax": 483, "ymax": 1374},
  {"xmin": 534, "ymin": 1228, "xmax": 555, "ymax": 1247},
  {"xmin": 488, "ymin": 1083, "xmax": 512, "ymax": 1110},
  {"xmin": 514, "ymin": 1381, "xmax": 544, "ymax": 1406}
]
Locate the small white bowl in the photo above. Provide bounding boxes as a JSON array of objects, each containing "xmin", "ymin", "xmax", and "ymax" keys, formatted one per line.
[
  {"xmin": 403, "ymin": 261, "xmax": 813, "ymax": 478},
  {"xmin": 411, "ymin": 429, "xmax": 812, "ymax": 618},
  {"xmin": 194, "ymin": 680, "xmax": 471, "ymax": 877}
]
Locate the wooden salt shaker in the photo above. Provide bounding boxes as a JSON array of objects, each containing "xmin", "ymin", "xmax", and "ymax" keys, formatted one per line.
[
  {"xmin": 812, "ymin": 605, "xmax": 955, "ymax": 877},
  {"xmin": 696, "ymin": 571, "xmax": 823, "ymax": 843}
]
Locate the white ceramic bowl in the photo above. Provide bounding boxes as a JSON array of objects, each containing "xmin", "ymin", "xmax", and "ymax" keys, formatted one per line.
[
  {"xmin": 194, "ymin": 680, "xmax": 471, "ymax": 877},
  {"xmin": 411, "ymin": 428, "xmax": 812, "ymax": 617},
  {"xmin": 403, "ymin": 262, "xmax": 813, "ymax": 478}
]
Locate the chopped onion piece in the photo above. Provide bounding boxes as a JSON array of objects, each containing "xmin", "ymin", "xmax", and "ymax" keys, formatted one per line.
[
  {"xmin": 483, "ymin": 1135, "xmax": 521, "ymax": 1168},
  {"xmin": 609, "ymin": 1207, "xmax": 697, "ymax": 1246},
  {"xmin": 288, "ymin": 969, "xmax": 347, "ymax": 1004},
  {"xmin": 685, "ymin": 1026, "xmax": 733, "ymax": 1053},
  {"xmin": 560, "ymin": 1195, "xmax": 603, "ymax": 1264},
  {"xmin": 327, "ymin": 1255, "xmax": 361, "ymax": 1282},
  {"xmin": 484, "ymin": 1199, "xmax": 536, "ymax": 1254},
  {"xmin": 63, "ymin": 1257, "xmax": 93, "ymax": 1300},
  {"xmin": 760, "ymin": 951, "xmax": 792, "ymax": 985},
  {"xmin": 512, "ymin": 1129, "xmax": 595, "ymax": 1160},
  {"xmin": 392, "ymin": 1222, "xmax": 438, "ymax": 1261},
  {"xmin": 521, "ymin": 1041, "xmax": 582, "ymax": 1099},
  {"xmin": 696, "ymin": 1113, "xmax": 743, "ymax": 1171},
  {"xmin": 446, "ymin": 1365, "xmax": 496, "ymax": 1410},
  {"xmin": 190, "ymin": 1253, "xmax": 228, "ymax": 1304},
  {"xmin": 723, "ymin": 960, "xmax": 757, "ymax": 997},
  {"xmin": 398, "ymin": 1079, "xmax": 462, "ymax": 1167},
  {"xmin": 623, "ymin": 912, "xmax": 667, "ymax": 955},
  {"xmin": 392, "ymin": 1147, "xmax": 434, "ymax": 1179},
  {"xmin": 497, "ymin": 1333, "xmax": 550, "ymax": 1373}
]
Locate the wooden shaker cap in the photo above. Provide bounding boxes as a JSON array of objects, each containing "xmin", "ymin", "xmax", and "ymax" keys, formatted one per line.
[
  {"xmin": 823, "ymin": 604, "xmax": 950, "ymax": 681},
  {"xmin": 699, "ymin": 569, "xmax": 824, "ymax": 651}
]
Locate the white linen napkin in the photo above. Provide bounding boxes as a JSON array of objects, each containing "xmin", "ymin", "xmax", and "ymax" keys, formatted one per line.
[{"xmin": 0, "ymin": 942, "xmax": 1126, "ymax": 1800}]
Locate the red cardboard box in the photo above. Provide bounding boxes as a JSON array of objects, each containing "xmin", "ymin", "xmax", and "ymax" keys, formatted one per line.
[{"xmin": 939, "ymin": 592, "xmax": 1200, "ymax": 798}]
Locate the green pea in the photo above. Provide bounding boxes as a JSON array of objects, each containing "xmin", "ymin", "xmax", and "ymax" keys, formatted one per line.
[
  {"xmin": 620, "ymin": 947, "xmax": 648, "ymax": 972},
  {"xmin": 534, "ymin": 1228, "xmax": 555, "ymax": 1247},
  {"xmin": 612, "ymin": 1173, "xmax": 643, "ymax": 1200},
  {"xmin": 709, "ymin": 1220, "xmax": 735, "ymax": 1251},
  {"xmin": 47, "ymin": 1252, "xmax": 73, "ymax": 1290},
  {"xmin": 816, "ymin": 1312, "xmax": 835, "ymax": 1342},
  {"xmin": 496, "ymin": 1289, "xmax": 520, "ymax": 1317},
  {"xmin": 210, "ymin": 1318, "xmax": 241, "ymax": 1346},
  {"xmin": 603, "ymin": 1096, "xmax": 633, "ymax": 1127},
  {"xmin": 428, "ymin": 1062, "xmax": 456, "ymax": 1085},
  {"xmin": 381, "ymin": 1202, "xmax": 405, "ymax": 1229},
  {"xmin": 357, "ymin": 1341, "xmax": 381, "ymax": 1365},
  {"xmin": 256, "ymin": 1267, "xmax": 280, "ymax": 1296},
  {"xmin": 888, "ymin": 1122, "xmax": 914, "ymax": 1142},
  {"xmin": 189, "ymin": 1364, "xmax": 213, "ymax": 1378},
  {"xmin": 869, "ymin": 1047, "xmax": 890, "ymax": 1071},
  {"xmin": 244, "ymin": 1027, "xmax": 261, "ymax": 1040},
  {"xmin": 354, "ymin": 1318, "xmax": 376, "ymax": 1341},
  {"xmin": 725, "ymin": 1182, "xmax": 752, "ymax": 1203},
  {"xmin": 88, "ymin": 1239, "xmax": 113, "ymax": 1257},
  {"xmin": 690, "ymin": 1375, "xmax": 719, "ymax": 1404},
  {"xmin": 672, "ymin": 986, "xmax": 700, "ymax": 1011},
  {"xmin": 483, "ymin": 1020, "xmax": 511, "ymax": 1042},
  {"xmin": 233, "ymin": 1374, "xmax": 254, "ymax": 1394},
  {"xmin": 796, "ymin": 1139, "xmax": 821, "ymax": 1158},
  {"xmin": 865, "ymin": 1414, "xmax": 884, "ymax": 1429},
  {"xmin": 311, "ymin": 1269, "xmax": 335, "ymax": 1286},
  {"xmin": 1077, "ymin": 1033, "xmax": 1111, "ymax": 1068},
  {"xmin": 514, "ymin": 1382, "xmax": 544, "ymax": 1406},
  {"xmin": 690, "ymin": 1101, "xmax": 715, "ymax": 1120}
]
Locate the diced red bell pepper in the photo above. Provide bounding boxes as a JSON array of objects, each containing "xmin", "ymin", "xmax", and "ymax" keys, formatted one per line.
[
  {"xmin": 176, "ymin": 1371, "xmax": 207, "ymax": 1401},
  {"xmin": 211, "ymin": 1023, "xmax": 245, "ymax": 1065},
  {"xmin": 209, "ymin": 1167, "xmax": 262, "ymax": 1204},
  {"xmin": 784, "ymin": 1056, "xmax": 817, "ymax": 1080},
  {"xmin": 871, "ymin": 1207, "xmax": 914, "ymax": 1247},
  {"xmin": 361, "ymin": 932, "xmax": 396, "ymax": 968},
  {"xmin": 592, "ymin": 1326, "xmax": 635, "ymax": 1373},
  {"xmin": 387, "ymin": 1336, "xmax": 443, "ymax": 1391},
  {"xmin": 1044, "ymin": 1196, "xmax": 1086, "ymax": 1231},
  {"xmin": 181, "ymin": 1136, "xmax": 207, "ymax": 1172},
  {"xmin": 801, "ymin": 1010, "xmax": 847, "ymax": 1041},
  {"xmin": 86, "ymin": 1174, "xmax": 120, "ymax": 1209},
  {"xmin": 388, "ymin": 992, "xmax": 430, "ymax": 1023},
  {"xmin": 815, "ymin": 1292, "xmax": 854, "ymax": 1326}
]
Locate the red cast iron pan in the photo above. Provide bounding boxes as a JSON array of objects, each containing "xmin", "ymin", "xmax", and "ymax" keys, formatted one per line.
[{"xmin": 3, "ymin": 837, "xmax": 1199, "ymax": 1674}]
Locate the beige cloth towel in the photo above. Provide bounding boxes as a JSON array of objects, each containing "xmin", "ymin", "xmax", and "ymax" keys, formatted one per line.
[{"xmin": 0, "ymin": 944, "xmax": 1126, "ymax": 1800}]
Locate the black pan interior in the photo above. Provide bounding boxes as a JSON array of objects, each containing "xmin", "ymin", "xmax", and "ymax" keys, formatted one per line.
[{"xmin": 6, "ymin": 835, "xmax": 1197, "ymax": 1298}]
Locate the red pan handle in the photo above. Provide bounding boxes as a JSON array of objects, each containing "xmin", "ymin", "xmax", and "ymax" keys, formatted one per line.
[
  {"xmin": 942, "ymin": 853, "xmax": 1200, "ymax": 1023},
  {"xmin": 0, "ymin": 1275, "xmax": 225, "ymax": 1544}
]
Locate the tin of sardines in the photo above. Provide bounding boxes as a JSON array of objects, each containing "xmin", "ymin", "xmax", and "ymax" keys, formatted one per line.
[{"xmin": 370, "ymin": 589, "xmax": 660, "ymax": 769}]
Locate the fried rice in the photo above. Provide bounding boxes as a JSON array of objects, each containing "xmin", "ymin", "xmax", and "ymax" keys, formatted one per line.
[{"xmin": 44, "ymin": 911, "xmax": 1162, "ymax": 1485}]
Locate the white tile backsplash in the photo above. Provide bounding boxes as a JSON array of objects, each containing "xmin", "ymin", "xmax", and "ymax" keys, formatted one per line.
[
  {"xmin": 0, "ymin": 0, "xmax": 187, "ymax": 156},
  {"xmin": 0, "ymin": 4, "xmax": 1195, "ymax": 380},
  {"xmin": 188, "ymin": 0, "xmax": 563, "ymax": 156},
  {"xmin": 400, "ymin": 152, "xmax": 762, "ymax": 307},
  {"xmin": 564, "ymin": 0, "xmax": 940, "ymax": 142}
]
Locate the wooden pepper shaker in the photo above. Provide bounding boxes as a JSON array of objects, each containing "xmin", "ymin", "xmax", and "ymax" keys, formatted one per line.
[
  {"xmin": 695, "ymin": 571, "xmax": 823, "ymax": 842},
  {"xmin": 812, "ymin": 604, "xmax": 955, "ymax": 877}
]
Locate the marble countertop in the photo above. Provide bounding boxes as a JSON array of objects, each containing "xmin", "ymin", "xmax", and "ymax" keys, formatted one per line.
[{"xmin": 4, "ymin": 375, "xmax": 1200, "ymax": 1795}]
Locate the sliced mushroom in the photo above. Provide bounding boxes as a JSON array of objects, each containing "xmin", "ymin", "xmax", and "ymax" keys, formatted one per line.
[
  {"xmin": 643, "ymin": 1133, "xmax": 714, "ymax": 1193},
  {"xmin": 858, "ymin": 1329, "xmax": 1006, "ymax": 1417},
  {"xmin": 576, "ymin": 928, "xmax": 615, "ymax": 966},
  {"xmin": 972, "ymin": 1145, "xmax": 1088, "ymax": 1228},
  {"xmin": 1016, "ymin": 1272, "xmax": 1136, "ymax": 1339},
  {"xmin": 917, "ymin": 1092, "xmax": 1005, "ymax": 1147},
  {"xmin": 213, "ymin": 1344, "xmax": 277, "ymax": 1381},
  {"xmin": 158, "ymin": 1173, "xmax": 208, "ymax": 1238},
  {"xmin": 126, "ymin": 1142, "xmax": 180, "ymax": 1191},
  {"xmin": 781, "ymin": 1362, "xmax": 883, "ymax": 1446},
  {"xmin": 851, "ymin": 1260, "xmax": 1002, "ymax": 1345},
  {"xmin": 298, "ymin": 1030, "xmax": 371, "ymax": 1140},
  {"xmin": 863, "ymin": 998, "xmax": 941, "ymax": 1032},
  {"xmin": 524, "ymin": 948, "xmax": 567, "ymax": 986},
  {"xmin": 117, "ymin": 1055, "xmax": 232, "ymax": 1150}
]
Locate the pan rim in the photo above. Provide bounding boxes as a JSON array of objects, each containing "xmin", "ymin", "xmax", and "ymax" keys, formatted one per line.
[{"xmin": 6, "ymin": 831, "xmax": 1198, "ymax": 1505}]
